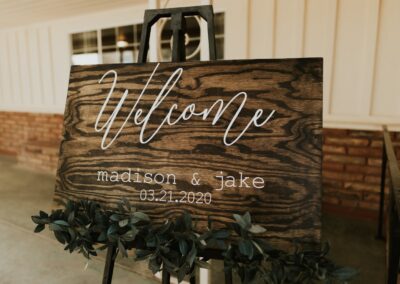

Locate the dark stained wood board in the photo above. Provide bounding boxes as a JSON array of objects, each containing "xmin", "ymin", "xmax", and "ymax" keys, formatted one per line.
[{"xmin": 54, "ymin": 58, "xmax": 323, "ymax": 249}]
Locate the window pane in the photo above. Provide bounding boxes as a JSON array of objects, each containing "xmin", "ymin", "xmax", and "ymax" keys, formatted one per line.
[
  {"xmin": 71, "ymin": 53, "xmax": 99, "ymax": 65},
  {"xmin": 84, "ymin": 31, "xmax": 98, "ymax": 50},
  {"xmin": 121, "ymin": 50, "xmax": 134, "ymax": 63},
  {"xmin": 161, "ymin": 42, "xmax": 171, "ymax": 62},
  {"xmin": 101, "ymin": 28, "xmax": 117, "ymax": 64},
  {"xmin": 102, "ymin": 48, "xmax": 118, "ymax": 64},
  {"xmin": 186, "ymin": 16, "xmax": 200, "ymax": 39},
  {"xmin": 186, "ymin": 40, "xmax": 200, "ymax": 61},
  {"xmin": 71, "ymin": 33, "xmax": 84, "ymax": 52},
  {"xmin": 117, "ymin": 25, "xmax": 134, "ymax": 48},
  {"xmin": 71, "ymin": 30, "xmax": 98, "ymax": 55},
  {"xmin": 102, "ymin": 28, "xmax": 116, "ymax": 47}
]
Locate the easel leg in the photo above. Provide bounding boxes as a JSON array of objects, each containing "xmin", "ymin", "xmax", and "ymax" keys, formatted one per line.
[
  {"xmin": 162, "ymin": 269, "xmax": 171, "ymax": 284},
  {"xmin": 376, "ymin": 143, "xmax": 387, "ymax": 239},
  {"xmin": 224, "ymin": 267, "xmax": 233, "ymax": 284},
  {"xmin": 102, "ymin": 245, "xmax": 117, "ymax": 284}
]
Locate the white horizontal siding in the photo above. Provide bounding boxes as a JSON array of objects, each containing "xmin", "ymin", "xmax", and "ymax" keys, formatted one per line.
[{"xmin": 0, "ymin": 0, "xmax": 398, "ymax": 131}]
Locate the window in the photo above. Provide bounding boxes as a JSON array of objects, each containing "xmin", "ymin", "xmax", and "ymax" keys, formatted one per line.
[
  {"xmin": 71, "ymin": 24, "xmax": 142, "ymax": 65},
  {"xmin": 101, "ymin": 25, "xmax": 143, "ymax": 64},
  {"xmin": 70, "ymin": 13, "xmax": 224, "ymax": 65},
  {"xmin": 71, "ymin": 31, "xmax": 99, "ymax": 65}
]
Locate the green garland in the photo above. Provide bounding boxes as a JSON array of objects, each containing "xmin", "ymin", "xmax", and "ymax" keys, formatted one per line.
[{"xmin": 32, "ymin": 199, "xmax": 357, "ymax": 283}]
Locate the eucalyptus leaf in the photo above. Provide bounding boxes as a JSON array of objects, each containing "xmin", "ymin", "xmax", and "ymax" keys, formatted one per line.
[
  {"xmin": 54, "ymin": 220, "xmax": 70, "ymax": 227},
  {"xmin": 31, "ymin": 216, "xmax": 45, "ymax": 225},
  {"xmin": 183, "ymin": 212, "xmax": 192, "ymax": 230},
  {"xmin": 118, "ymin": 239, "xmax": 128, "ymax": 258},
  {"xmin": 122, "ymin": 228, "xmax": 138, "ymax": 241},
  {"xmin": 34, "ymin": 224, "xmax": 45, "ymax": 233},
  {"xmin": 107, "ymin": 224, "xmax": 118, "ymax": 236},
  {"xmin": 118, "ymin": 219, "xmax": 129, "ymax": 227},
  {"xmin": 238, "ymin": 240, "xmax": 254, "ymax": 260},
  {"xmin": 68, "ymin": 211, "xmax": 75, "ymax": 223},
  {"xmin": 243, "ymin": 212, "xmax": 251, "ymax": 225},
  {"xmin": 49, "ymin": 223, "xmax": 63, "ymax": 232},
  {"xmin": 149, "ymin": 257, "xmax": 161, "ymax": 274},
  {"xmin": 135, "ymin": 249, "xmax": 152, "ymax": 260},
  {"xmin": 97, "ymin": 231, "xmax": 107, "ymax": 242},
  {"xmin": 186, "ymin": 244, "xmax": 197, "ymax": 266},
  {"xmin": 213, "ymin": 229, "xmax": 230, "ymax": 239},
  {"xmin": 54, "ymin": 231, "xmax": 66, "ymax": 244},
  {"xmin": 132, "ymin": 212, "xmax": 150, "ymax": 222},
  {"xmin": 233, "ymin": 214, "xmax": 250, "ymax": 230},
  {"xmin": 177, "ymin": 265, "xmax": 188, "ymax": 282},
  {"xmin": 248, "ymin": 224, "xmax": 266, "ymax": 234},
  {"xmin": 331, "ymin": 267, "xmax": 359, "ymax": 281},
  {"xmin": 110, "ymin": 214, "xmax": 121, "ymax": 222},
  {"xmin": 179, "ymin": 239, "xmax": 188, "ymax": 255},
  {"xmin": 122, "ymin": 197, "xmax": 131, "ymax": 212}
]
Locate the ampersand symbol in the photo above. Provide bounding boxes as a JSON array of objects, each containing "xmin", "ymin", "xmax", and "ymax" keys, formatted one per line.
[{"xmin": 191, "ymin": 173, "xmax": 201, "ymax": 186}]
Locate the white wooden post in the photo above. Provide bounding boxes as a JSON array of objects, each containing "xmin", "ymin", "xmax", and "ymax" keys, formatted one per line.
[
  {"xmin": 200, "ymin": 0, "xmax": 213, "ymax": 61},
  {"xmin": 148, "ymin": 0, "xmax": 160, "ymax": 62}
]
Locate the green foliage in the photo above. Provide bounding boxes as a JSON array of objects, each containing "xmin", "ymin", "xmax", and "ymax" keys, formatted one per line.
[{"xmin": 32, "ymin": 199, "xmax": 357, "ymax": 283}]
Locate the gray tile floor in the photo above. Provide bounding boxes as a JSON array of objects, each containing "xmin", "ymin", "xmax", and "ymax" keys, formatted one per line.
[{"xmin": 0, "ymin": 156, "xmax": 385, "ymax": 283}]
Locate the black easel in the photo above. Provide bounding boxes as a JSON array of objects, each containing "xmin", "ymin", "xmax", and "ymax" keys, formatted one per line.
[
  {"xmin": 137, "ymin": 5, "xmax": 217, "ymax": 63},
  {"xmin": 101, "ymin": 5, "xmax": 232, "ymax": 284}
]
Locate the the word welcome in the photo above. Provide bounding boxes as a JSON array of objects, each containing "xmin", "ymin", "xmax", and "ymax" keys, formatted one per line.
[{"xmin": 95, "ymin": 63, "xmax": 275, "ymax": 150}]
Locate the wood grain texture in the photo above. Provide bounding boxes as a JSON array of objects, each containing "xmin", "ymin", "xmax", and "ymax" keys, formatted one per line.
[{"xmin": 54, "ymin": 58, "xmax": 323, "ymax": 249}]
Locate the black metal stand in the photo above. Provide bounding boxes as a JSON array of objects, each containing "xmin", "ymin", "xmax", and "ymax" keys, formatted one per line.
[
  {"xmin": 102, "ymin": 245, "xmax": 117, "ymax": 284},
  {"xmin": 101, "ymin": 5, "xmax": 233, "ymax": 284},
  {"xmin": 138, "ymin": 5, "xmax": 217, "ymax": 63},
  {"xmin": 377, "ymin": 127, "xmax": 400, "ymax": 284},
  {"xmin": 376, "ymin": 142, "xmax": 387, "ymax": 240}
]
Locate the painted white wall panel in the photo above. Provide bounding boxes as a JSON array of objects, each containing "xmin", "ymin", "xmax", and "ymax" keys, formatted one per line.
[
  {"xmin": 303, "ymin": 0, "xmax": 338, "ymax": 117},
  {"xmin": 274, "ymin": 0, "xmax": 306, "ymax": 58},
  {"xmin": 37, "ymin": 27, "xmax": 55, "ymax": 106},
  {"xmin": 17, "ymin": 29, "xmax": 32, "ymax": 106},
  {"xmin": 248, "ymin": 0, "xmax": 275, "ymax": 59},
  {"xmin": 330, "ymin": 0, "xmax": 380, "ymax": 116},
  {"xmin": 371, "ymin": 0, "xmax": 400, "ymax": 117},
  {"xmin": 214, "ymin": 0, "xmax": 248, "ymax": 59},
  {"xmin": 7, "ymin": 31, "xmax": 22, "ymax": 105},
  {"xmin": 0, "ymin": 31, "xmax": 11, "ymax": 105},
  {"xmin": 27, "ymin": 28, "xmax": 43, "ymax": 106}
]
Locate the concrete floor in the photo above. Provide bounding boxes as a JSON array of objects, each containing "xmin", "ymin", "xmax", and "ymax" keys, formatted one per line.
[
  {"xmin": 0, "ymin": 156, "xmax": 385, "ymax": 283},
  {"xmin": 321, "ymin": 213, "xmax": 385, "ymax": 284}
]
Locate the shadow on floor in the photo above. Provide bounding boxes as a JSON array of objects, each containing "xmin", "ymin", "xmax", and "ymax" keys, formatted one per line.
[
  {"xmin": 322, "ymin": 212, "xmax": 385, "ymax": 284},
  {"xmin": 0, "ymin": 155, "xmax": 385, "ymax": 283}
]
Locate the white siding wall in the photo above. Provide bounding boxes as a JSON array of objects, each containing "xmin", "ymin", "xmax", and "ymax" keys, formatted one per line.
[{"xmin": 0, "ymin": 0, "xmax": 398, "ymax": 130}]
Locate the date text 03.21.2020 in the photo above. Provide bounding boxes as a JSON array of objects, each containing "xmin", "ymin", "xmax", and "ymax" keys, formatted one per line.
[{"xmin": 139, "ymin": 189, "xmax": 212, "ymax": 205}]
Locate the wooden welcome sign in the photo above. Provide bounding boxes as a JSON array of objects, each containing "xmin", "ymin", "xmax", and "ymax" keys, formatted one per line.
[{"xmin": 54, "ymin": 58, "xmax": 323, "ymax": 249}]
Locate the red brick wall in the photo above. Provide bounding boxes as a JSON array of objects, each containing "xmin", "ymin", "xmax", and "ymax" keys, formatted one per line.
[
  {"xmin": 323, "ymin": 129, "xmax": 400, "ymax": 217},
  {"xmin": 0, "ymin": 112, "xmax": 63, "ymax": 172},
  {"xmin": 0, "ymin": 111, "xmax": 399, "ymax": 214}
]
